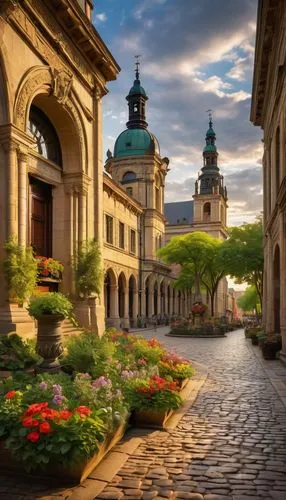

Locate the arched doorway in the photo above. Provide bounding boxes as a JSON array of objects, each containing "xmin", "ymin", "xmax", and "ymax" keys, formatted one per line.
[{"xmin": 274, "ymin": 245, "xmax": 280, "ymax": 333}]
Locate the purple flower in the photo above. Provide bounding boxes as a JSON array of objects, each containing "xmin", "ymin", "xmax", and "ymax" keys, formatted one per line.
[
  {"xmin": 92, "ymin": 376, "xmax": 112, "ymax": 390},
  {"xmin": 121, "ymin": 370, "xmax": 139, "ymax": 380},
  {"xmin": 39, "ymin": 381, "xmax": 48, "ymax": 391},
  {"xmin": 52, "ymin": 384, "xmax": 62, "ymax": 395},
  {"xmin": 53, "ymin": 394, "xmax": 65, "ymax": 405},
  {"xmin": 77, "ymin": 373, "xmax": 91, "ymax": 380}
]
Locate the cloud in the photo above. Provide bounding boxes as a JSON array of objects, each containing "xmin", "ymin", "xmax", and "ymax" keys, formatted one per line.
[{"xmin": 95, "ymin": 12, "xmax": 107, "ymax": 22}]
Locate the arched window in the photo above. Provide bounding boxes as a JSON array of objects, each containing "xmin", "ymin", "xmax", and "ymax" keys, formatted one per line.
[
  {"xmin": 203, "ymin": 202, "xmax": 211, "ymax": 222},
  {"xmin": 28, "ymin": 105, "xmax": 62, "ymax": 166},
  {"xmin": 122, "ymin": 171, "xmax": 137, "ymax": 184}
]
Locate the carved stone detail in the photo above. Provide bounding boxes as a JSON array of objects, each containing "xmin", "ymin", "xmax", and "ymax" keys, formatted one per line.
[{"xmin": 52, "ymin": 69, "xmax": 73, "ymax": 104}]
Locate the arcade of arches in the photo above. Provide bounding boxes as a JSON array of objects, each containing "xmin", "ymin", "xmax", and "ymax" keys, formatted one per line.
[{"xmin": 104, "ymin": 267, "xmax": 191, "ymax": 329}]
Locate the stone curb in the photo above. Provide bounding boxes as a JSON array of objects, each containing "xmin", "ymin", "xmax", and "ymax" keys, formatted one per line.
[{"xmin": 166, "ymin": 333, "xmax": 226, "ymax": 338}]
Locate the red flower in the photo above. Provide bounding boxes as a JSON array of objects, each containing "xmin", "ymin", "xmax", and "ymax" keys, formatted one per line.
[
  {"xmin": 22, "ymin": 417, "xmax": 39, "ymax": 428},
  {"xmin": 5, "ymin": 391, "xmax": 16, "ymax": 399},
  {"xmin": 39, "ymin": 422, "xmax": 52, "ymax": 434},
  {"xmin": 27, "ymin": 432, "xmax": 40, "ymax": 443},
  {"xmin": 148, "ymin": 338, "xmax": 159, "ymax": 347},
  {"xmin": 24, "ymin": 402, "xmax": 48, "ymax": 416},
  {"xmin": 59, "ymin": 410, "xmax": 72, "ymax": 421},
  {"xmin": 41, "ymin": 408, "xmax": 59, "ymax": 420},
  {"xmin": 74, "ymin": 406, "xmax": 92, "ymax": 417},
  {"xmin": 41, "ymin": 269, "xmax": 50, "ymax": 277}
]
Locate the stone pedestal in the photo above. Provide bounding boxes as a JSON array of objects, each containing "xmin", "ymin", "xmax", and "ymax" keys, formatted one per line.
[{"xmin": 0, "ymin": 303, "xmax": 35, "ymax": 338}]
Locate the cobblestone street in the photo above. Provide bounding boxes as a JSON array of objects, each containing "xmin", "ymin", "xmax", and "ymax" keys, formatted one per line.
[{"xmin": 1, "ymin": 328, "xmax": 286, "ymax": 500}]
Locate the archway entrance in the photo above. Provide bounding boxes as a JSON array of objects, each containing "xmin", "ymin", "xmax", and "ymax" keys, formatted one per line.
[
  {"xmin": 118, "ymin": 273, "xmax": 126, "ymax": 323},
  {"xmin": 104, "ymin": 269, "xmax": 117, "ymax": 322},
  {"xmin": 129, "ymin": 275, "xmax": 136, "ymax": 327},
  {"xmin": 274, "ymin": 245, "xmax": 280, "ymax": 333}
]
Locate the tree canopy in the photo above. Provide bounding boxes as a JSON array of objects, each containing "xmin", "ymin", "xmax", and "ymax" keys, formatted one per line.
[
  {"xmin": 158, "ymin": 232, "xmax": 226, "ymax": 316},
  {"xmin": 237, "ymin": 285, "xmax": 261, "ymax": 315},
  {"xmin": 218, "ymin": 217, "xmax": 263, "ymax": 309}
]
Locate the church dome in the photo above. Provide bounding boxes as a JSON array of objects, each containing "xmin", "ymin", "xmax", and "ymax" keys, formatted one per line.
[
  {"xmin": 114, "ymin": 128, "xmax": 160, "ymax": 158},
  {"xmin": 128, "ymin": 79, "xmax": 147, "ymax": 97}
]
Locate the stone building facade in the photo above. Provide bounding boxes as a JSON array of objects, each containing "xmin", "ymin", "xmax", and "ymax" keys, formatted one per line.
[
  {"xmin": 251, "ymin": 0, "xmax": 286, "ymax": 362},
  {"xmin": 0, "ymin": 0, "xmax": 119, "ymax": 335}
]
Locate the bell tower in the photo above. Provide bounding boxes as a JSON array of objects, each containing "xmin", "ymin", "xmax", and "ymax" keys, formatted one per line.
[{"xmin": 193, "ymin": 113, "xmax": 228, "ymax": 240}]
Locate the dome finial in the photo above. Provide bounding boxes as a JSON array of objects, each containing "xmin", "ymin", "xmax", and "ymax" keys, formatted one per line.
[{"xmin": 135, "ymin": 54, "xmax": 141, "ymax": 81}]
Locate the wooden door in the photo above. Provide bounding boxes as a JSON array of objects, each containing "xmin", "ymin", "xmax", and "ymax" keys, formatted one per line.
[{"xmin": 30, "ymin": 178, "xmax": 52, "ymax": 257}]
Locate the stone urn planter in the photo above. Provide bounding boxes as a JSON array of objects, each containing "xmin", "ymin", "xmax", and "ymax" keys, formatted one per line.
[{"xmin": 36, "ymin": 314, "xmax": 64, "ymax": 373}]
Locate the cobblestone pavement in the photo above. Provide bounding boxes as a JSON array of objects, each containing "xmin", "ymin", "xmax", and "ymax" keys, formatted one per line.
[{"xmin": 0, "ymin": 328, "xmax": 286, "ymax": 500}]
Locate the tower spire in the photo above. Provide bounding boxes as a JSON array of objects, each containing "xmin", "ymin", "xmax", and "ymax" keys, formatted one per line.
[{"xmin": 126, "ymin": 57, "xmax": 148, "ymax": 129}]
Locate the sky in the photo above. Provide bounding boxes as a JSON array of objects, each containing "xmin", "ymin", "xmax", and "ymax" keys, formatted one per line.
[{"xmin": 92, "ymin": 0, "xmax": 263, "ymax": 227}]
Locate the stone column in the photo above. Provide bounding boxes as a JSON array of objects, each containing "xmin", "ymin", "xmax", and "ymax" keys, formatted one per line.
[
  {"xmin": 110, "ymin": 284, "xmax": 120, "ymax": 329},
  {"xmin": 169, "ymin": 288, "xmax": 173, "ymax": 316},
  {"xmin": 78, "ymin": 189, "xmax": 87, "ymax": 243},
  {"xmin": 157, "ymin": 288, "xmax": 161, "ymax": 315},
  {"xmin": 123, "ymin": 285, "xmax": 130, "ymax": 329},
  {"xmin": 133, "ymin": 287, "xmax": 139, "ymax": 323},
  {"xmin": 17, "ymin": 148, "xmax": 28, "ymax": 246},
  {"xmin": 141, "ymin": 287, "xmax": 146, "ymax": 318},
  {"xmin": 266, "ymin": 238, "xmax": 274, "ymax": 334},
  {"xmin": 148, "ymin": 289, "xmax": 154, "ymax": 318},
  {"xmin": 174, "ymin": 290, "xmax": 179, "ymax": 314},
  {"xmin": 5, "ymin": 141, "xmax": 18, "ymax": 238},
  {"xmin": 279, "ymin": 212, "xmax": 286, "ymax": 360},
  {"xmin": 164, "ymin": 284, "xmax": 168, "ymax": 316}
]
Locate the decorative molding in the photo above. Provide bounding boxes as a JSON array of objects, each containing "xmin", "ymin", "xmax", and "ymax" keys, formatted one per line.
[{"xmin": 52, "ymin": 69, "xmax": 73, "ymax": 104}]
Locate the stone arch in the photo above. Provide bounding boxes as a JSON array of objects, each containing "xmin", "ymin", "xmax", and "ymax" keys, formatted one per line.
[
  {"xmin": 273, "ymin": 244, "xmax": 280, "ymax": 333},
  {"xmin": 203, "ymin": 202, "xmax": 211, "ymax": 222},
  {"xmin": 13, "ymin": 66, "xmax": 87, "ymax": 173},
  {"xmin": 122, "ymin": 171, "xmax": 137, "ymax": 183}
]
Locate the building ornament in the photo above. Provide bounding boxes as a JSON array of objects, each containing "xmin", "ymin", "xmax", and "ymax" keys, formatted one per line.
[{"xmin": 52, "ymin": 69, "xmax": 73, "ymax": 104}]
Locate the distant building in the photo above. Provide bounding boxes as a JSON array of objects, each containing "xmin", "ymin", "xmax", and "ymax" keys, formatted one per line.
[{"xmin": 250, "ymin": 0, "xmax": 286, "ymax": 363}]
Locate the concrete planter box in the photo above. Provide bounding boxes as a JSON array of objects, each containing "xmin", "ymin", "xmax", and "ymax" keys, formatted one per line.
[
  {"xmin": 131, "ymin": 408, "xmax": 173, "ymax": 429},
  {"xmin": 0, "ymin": 421, "xmax": 127, "ymax": 485}
]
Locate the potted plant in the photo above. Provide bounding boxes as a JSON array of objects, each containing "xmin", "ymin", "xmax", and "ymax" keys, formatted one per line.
[
  {"xmin": 27, "ymin": 293, "xmax": 73, "ymax": 373},
  {"xmin": 36, "ymin": 256, "xmax": 64, "ymax": 281},
  {"xmin": 260, "ymin": 333, "xmax": 282, "ymax": 360},
  {"xmin": 3, "ymin": 238, "xmax": 38, "ymax": 306}
]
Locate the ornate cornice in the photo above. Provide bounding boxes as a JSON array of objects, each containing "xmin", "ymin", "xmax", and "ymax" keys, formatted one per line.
[{"xmin": 103, "ymin": 174, "xmax": 143, "ymax": 216}]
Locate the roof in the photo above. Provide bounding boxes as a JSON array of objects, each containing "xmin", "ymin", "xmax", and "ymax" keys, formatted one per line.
[
  {"xmin": 128, "ymin": 79, "xmax": 147, "ymax": 97},
  {"xmin": 164, "ymin": 200, "xmax": 194, "ymax": 225},
  {"xmin": 114, "ymin": 128, "xmax": 160, "ymax": 158}
]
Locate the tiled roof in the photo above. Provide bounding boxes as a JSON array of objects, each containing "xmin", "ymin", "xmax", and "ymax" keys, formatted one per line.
[{"xmin": 164, "ymin": 200, "xmax": 194, "ymax": 225}]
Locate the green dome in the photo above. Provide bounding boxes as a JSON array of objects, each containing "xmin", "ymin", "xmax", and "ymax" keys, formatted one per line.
[
  {"xmin": 128, "ymin": 79, "xmax": 147, "ymax": 97},
  {"xmin": 114, "ymin": 129, "xmax": 160, "ymax": 158},
  {"xmin": 204, "ymin": 144, "xmax": 217, "ymax": 153}
]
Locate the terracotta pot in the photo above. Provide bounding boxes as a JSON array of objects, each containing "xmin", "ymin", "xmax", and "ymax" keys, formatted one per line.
[{"xmin": 36, "ymin": 314, "xmax": 64, "ymax": 373}]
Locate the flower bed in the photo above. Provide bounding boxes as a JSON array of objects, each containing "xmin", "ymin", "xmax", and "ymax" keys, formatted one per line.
[
  {"xmin": 0, "ymin": 329, "xmax": 195, "ymax": 479},
  {"xmin": 36, "ymin": 256, "xmax": 64, "ymax": 281}
]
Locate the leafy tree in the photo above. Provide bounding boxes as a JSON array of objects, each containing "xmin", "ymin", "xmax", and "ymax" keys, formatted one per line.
[
  {"xmin": 237, "ymin": 286, "xmax": 261, "ymax": 315},
  {"xmin": 3, "ymin": 238, "xmax": 38, "ymax": 306},
  {"xmin": 218, "ymin": 218, "xmax": 263, "ymax": 310},
  {"xmin": 158, "ymin": 232, "xmax": 226, "ymax": 316},
  {"xmin": 74, "ymin": 240, "xmax": 103, "ymax": 298}
]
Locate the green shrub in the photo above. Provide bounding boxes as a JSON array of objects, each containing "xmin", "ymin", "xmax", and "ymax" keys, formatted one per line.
[
  {"xmin": 27, "ymin": 293, "xmax": 73, "ymax": 319},
  {"xmin": 3, "ymin": 238, "xmax": 38, "ymax": 306},
  {"xmin": 74, "ymin": 240, "xmax": 103, "ymax": 298},
  {"xmin": 0, "ymin": 334, "xmax": 39, "ymax": 371}
]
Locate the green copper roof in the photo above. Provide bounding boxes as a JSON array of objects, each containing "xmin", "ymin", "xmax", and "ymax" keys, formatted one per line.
[
  {"xmin": 203, "ymin": 144, "xmax": 217, "ymax": 152},
  {"xmin": 128, "ymin": 79, "xmax": 147, "ymax": 97},
  {"xmin": 206, "ymin": 127, "xmax": 215, "ymax": 137},
  {"xmin": 114, "ymin": 128, "xmax": 160, "ymax": 158}
]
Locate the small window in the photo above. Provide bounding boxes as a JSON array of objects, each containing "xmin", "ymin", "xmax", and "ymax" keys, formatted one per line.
[
  {"xmin": 122, "ymin": 171, "xmax": 136, "ymax": 183},
  {"xmin": 126, "ymin": 187, "xmax": 133, "ymax": 197},
  {"xmin": 119, "ymin": 222, "xmax": 125, "ymax": 249},
  {"xmin": 105, "ymin": 215, "xmax": 113, "ymax": 244},
  {"xmin": 130, "ymin": 230, "xmax": 136, "ymax": 254}
]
